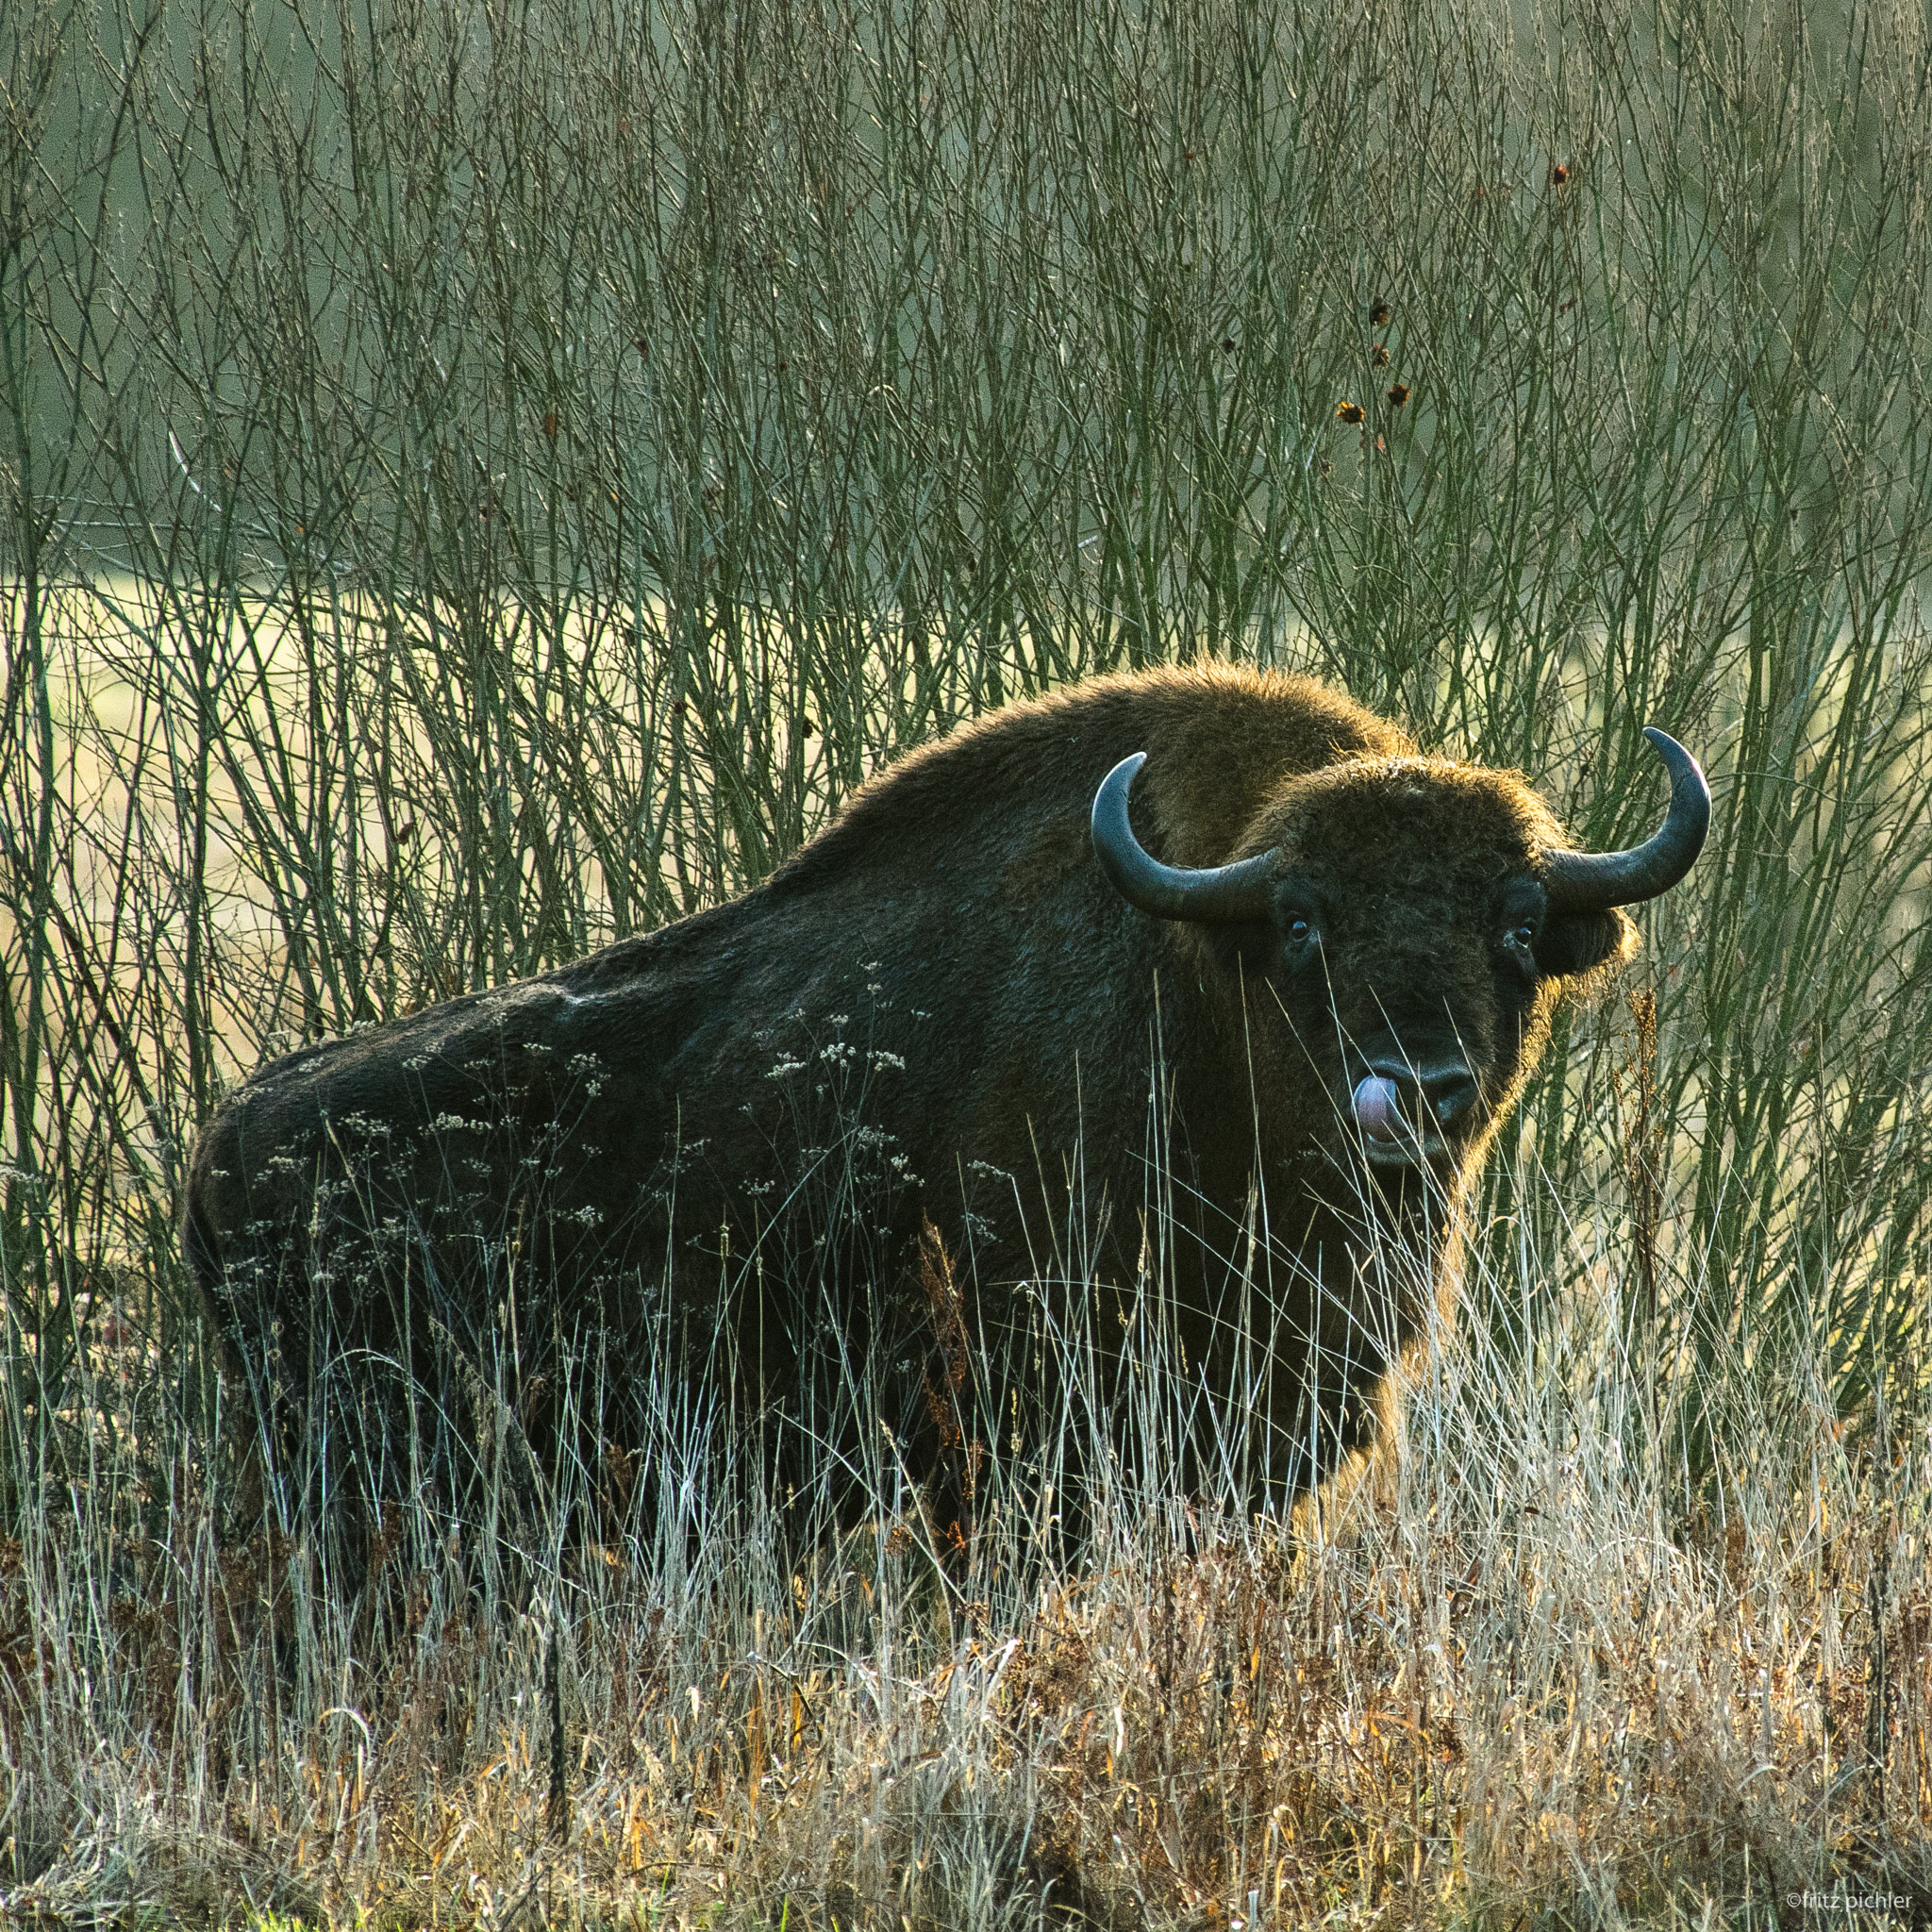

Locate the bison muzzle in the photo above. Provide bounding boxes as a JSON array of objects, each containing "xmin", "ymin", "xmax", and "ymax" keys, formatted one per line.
[{"xmin": 185, "ymin": 664, "xmax": 1707, "ymax": 1526}]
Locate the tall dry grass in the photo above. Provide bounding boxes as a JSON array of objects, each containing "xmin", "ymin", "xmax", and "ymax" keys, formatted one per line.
[
  {"xmin": 2, "ymin": 1170, "xmax": 1926, "ymax": 1926},
  {"xmin": 3, "ymin": 0, "xmax": 1930, "ymax": 1920}
]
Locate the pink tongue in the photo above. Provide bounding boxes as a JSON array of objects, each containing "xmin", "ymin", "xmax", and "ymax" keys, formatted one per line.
[{"xmin": 1353, "ymin": 1074, "xmax": 1405, "ymax": 1141}]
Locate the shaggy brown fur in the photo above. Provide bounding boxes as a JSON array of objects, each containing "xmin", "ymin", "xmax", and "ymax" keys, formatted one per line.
[{"xmin": 184, "ymin": 664, "xmax": 1647, "ymax": 1524}]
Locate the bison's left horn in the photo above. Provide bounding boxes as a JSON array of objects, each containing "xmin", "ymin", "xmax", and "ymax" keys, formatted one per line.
[
  {"xmin": 1091, "ymin": 753, "xmax": 1278, "ymax": 923},
  {"xmin": 1542, "ymin": 726, "xmax": 1711, "ymax": 910}
]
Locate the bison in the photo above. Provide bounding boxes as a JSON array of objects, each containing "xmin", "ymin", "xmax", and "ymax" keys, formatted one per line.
[{"xmin": 185, "ymin": 663, "xmax": 1706, "ymax": 1531}]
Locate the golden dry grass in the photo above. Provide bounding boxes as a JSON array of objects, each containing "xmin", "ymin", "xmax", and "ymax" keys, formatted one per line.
[{"xmin": 4, "ymin": 1236, "xmax": 1927, "ymax": 1931}]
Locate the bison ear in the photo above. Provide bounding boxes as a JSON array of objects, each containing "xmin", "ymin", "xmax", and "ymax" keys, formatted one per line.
[{"xmin": 1535, "ymin": 907, "xmax": 1637, "ymax": 981}]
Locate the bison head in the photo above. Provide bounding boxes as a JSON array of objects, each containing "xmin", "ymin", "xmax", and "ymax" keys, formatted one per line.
[{"xmin": 1091, "ymin": 728, "xmax": 1708, "ymax": 1185}]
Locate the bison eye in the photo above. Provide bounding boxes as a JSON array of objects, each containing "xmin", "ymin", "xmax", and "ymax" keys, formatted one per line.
[
  {"xmin": 1272, "ymin": 878, "xmax": 1324, "ymax": 961},
  {"xmin": 1282, "ymin": 914, "xmax": 1321, "ymax": 962},
  {"xmin": 1502, "ymin": 921, "xmax": 1540, "ymax": 974},
  {"xmin": 1495, "ymin": 879, "xmax": 1549, "ymax": 976}
]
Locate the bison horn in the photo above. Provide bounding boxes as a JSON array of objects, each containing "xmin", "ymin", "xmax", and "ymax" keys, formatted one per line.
[
  {"xmin": 1091, "ymin": 752, "xmax": 1278, "ymax": 923},
  {"xmin": 1542, "ymin": 727, "xmax": 1711, "ymax": 909}
]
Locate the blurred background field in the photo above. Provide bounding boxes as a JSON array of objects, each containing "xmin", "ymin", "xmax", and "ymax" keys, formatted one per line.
[{"xmin": 2, "ymin": 0, "xmax": 1930, "ymax": 1923}]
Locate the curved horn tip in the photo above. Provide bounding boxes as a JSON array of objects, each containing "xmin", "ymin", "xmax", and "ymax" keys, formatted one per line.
[
  {"xmin": 1641, "ymin": 723, "xmax": 1703, "ymax": 776},
  {"xmin": 1089, "ymin": 750, "xmax": 1276, "ymax": 924},
  {"xmin": 1090, "ymin": 752, "xmax": 1148, "ymax": 851},
  {"xmin": 1543, "ymin": 723, "xmax": 1711, "ymax": 910},
  {"xmin": 1641, "ymin": 724, "xmax": 1713, "ymax": 832}
]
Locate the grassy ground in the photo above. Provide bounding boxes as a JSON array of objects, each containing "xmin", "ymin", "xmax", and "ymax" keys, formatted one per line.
[
  {"xmin": 2, "ymin": 1194, "xmax": 1927, "ymax": 1929},
  {"xmin": 3, "ymin": 0, "xmax": 1931, "ymax": 1922}
]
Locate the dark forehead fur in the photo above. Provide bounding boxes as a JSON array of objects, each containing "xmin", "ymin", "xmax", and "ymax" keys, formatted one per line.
[{"xmin": 1253, "ymin": 755, "xmax": 1568, "ymax": 892}]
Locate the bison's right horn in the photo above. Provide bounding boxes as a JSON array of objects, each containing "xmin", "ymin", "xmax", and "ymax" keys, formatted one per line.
[
  {"xmin": 1091, "ymin": 753, "xmax": 1278, "ymax": 924},
  {"xmin": 1542, "ymin": 726, "xmax": 1711, "ymax": 909}
]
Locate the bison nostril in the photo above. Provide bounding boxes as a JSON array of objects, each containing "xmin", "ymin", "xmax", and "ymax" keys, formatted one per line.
[
  {"xmin": 1353, "ymin": 1061, "xmax": 1478, "ymax": 1145},
  {"xmin": 1421, "ymin": 1070, "xmax": 1478, "ymax": 1127}
]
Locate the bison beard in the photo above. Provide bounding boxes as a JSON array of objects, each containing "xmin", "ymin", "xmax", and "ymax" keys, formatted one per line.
[{"xmin": 184, "ymin": 664, "xmax": 1706, "ymax": 1541}]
